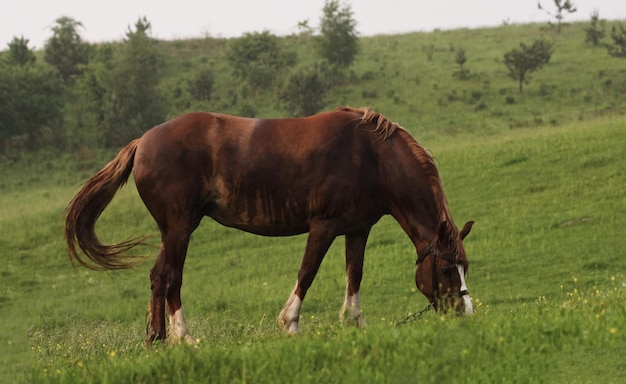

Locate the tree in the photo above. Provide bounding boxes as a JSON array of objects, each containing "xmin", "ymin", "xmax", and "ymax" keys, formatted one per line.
[
  {"xmin": 105, "ymin": 17, "xmax": 166, "ymax": 146},
  {"xmin": 64, "ymin": 44, "xmax": 115, "ymax": 148},
  {"xmin": 280, "ymin": 64, "xmax": 328, "ymax": 117},
  {"xmin": 538, "ymin": 0, "xmax": 577, "ymax": 33},
  {"xmin": 0, "ymin": 65, "xmax": 65, "ymax": 152},
  {"xmin": 453, "ymin": 47, "xmax": 469, "ymax": 79},
  {"xmin": 5, "ymin": 36, "xmax": 36, "ymax": 66},
  {"xmin": 44, "ymin": 16, "xmax": 90, "ymax": 82},
  {"xmin": 226, "ymin": 31, "xmax": 296, "ymax": 92},
  {"xmin": 606, "ymin": 23, "xmax": 626, "ymax": 58},
  {"xmin": 503, "ymin": 40, "xmax": 553, "ymax": 93},
  {"xmin": 584, "ymin": 10, "xmax": 605, "ymax": 46},
  {"xmin": 188, "ymin": 67, "xmax": 215, "ymax": 101},
  {"xmin": 317, "ymin": 0, "xmax": 359, "ymax": 70}
]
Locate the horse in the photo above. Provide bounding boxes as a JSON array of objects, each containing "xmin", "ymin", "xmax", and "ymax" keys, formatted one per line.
[{"xmin": 64, "ymin": 106, "xmax": 474, "ymax": 346}]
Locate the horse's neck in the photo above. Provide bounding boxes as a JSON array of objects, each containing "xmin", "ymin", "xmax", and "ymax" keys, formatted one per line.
[{"xmin": 383, "ymin": 134, "xmax": 443, "ymax": 250}]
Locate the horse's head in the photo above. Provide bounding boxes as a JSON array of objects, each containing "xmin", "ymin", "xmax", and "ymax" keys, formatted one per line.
[{"xmin": 415, "ymin": 220, "xmax": 474, "ymax": 314}]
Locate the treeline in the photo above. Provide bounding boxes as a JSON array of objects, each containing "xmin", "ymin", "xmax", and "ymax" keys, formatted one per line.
[
  {"xmin": 0, "ymin": 1, "xmax": 358, "ymax": 155},
  {"xmin": 1, "ymin": 0, "xmax": 626, "ymax": 157}
]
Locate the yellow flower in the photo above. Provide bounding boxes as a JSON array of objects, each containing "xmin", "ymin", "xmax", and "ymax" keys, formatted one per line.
[
  {"xmin": 609, "ymin": 328, "xmax": 617, "ymax": 335},
  {"xmin": 109, "ymin": 351, "xmax": 116, "ymax": 358},
  {"xmin": 76, "ymin": 361, "xmax": 84, "ymax": 368}
]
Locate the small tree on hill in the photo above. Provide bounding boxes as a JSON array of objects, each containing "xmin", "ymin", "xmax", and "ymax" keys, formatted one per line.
[
  {"xmin": 227, "ymin": 31, "xmax": 296, "ymax": 92},
  {"xmin": 188, "ymin": 67, "xmax": 215, "ymax": 101},
  {"xmin": 105, "ymin": 17, "xmax": 165, "ymax": 146},
  {"xmin": 584, "ymin": 10, "xmax": 605, "ymax": 46},
  {"xmin": 5, "ymin": 36, "xmax": 36, "ymax": 66},
  {"xmin": 606, "ymin": 23, "xmax": 626, "ymax": 58},
  {"xmin": 452, "ymin": 47, "xmax": 470, "ymax": 79},
  {"xmin": 538, "ymin": 0, "xmax": 577, "ymax": 33},
  {"xmin": 280, "ymin": 64, "xmax": 328, "ymax": 117},
  {"xmin": 317, "ymin": 0, "xmax": 359, "ymax": 71},
  {"xmin": 44, "ymin": 16, "xmax": 90, "ymax": 83},
  {"xmin": 503, "ymin": 39, "xmax": 553, "ymax": 93}
]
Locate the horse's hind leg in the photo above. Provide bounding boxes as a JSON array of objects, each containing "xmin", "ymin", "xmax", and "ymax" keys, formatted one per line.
[
  {"xmin": 164, "ymin": 228, "xmax": 198, "ymax": 345},
  {"xmin": 146, "ymin": 244, "xmax": 167, "ymax": 346},
  {"xmin": 146, "ymin": 221, "xmax": 199, "ymax": 347},
  {"xmin": 340, "ymin": 228, "xmax": 370, "ymax": 327}
]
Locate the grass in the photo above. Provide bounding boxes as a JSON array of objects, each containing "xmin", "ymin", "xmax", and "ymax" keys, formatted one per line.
[
  {"xmin": 1, "ymin": 20, "xmax": 626, "ymax": 383},
  {"xmin": 0, "ymin": 114, "xmax": 622, "ymax": 383}
]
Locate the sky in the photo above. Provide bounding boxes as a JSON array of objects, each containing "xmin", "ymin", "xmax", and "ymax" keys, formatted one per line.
[{"xmin": 1, "ymin": 0, "xmax": 625, "ymax": 50}]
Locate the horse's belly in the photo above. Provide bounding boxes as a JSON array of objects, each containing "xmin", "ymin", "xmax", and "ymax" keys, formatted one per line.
[{"xmin": 207, "ymin": 205, "xmax": 309, "ymax": 236}]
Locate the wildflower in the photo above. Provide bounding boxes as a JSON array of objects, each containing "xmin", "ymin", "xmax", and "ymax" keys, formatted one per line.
[
  {"xmin": 109, "ymin": 350, "xmax": 116, "ymax": 358},
  {"xmin": 610, "ymin": 328, "xmax": 617, "ymax": 335},
  {"xmin": 77, "ymin": 361, "xmax": 84, "ymax": 368}
]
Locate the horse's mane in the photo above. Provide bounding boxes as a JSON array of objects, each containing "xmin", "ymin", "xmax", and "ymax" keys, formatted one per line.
[
  {"xmin": 336, "ymin": 106, "xmax": 400, "ymax": 140},
  {"xmin": 337, "ymin": 106, "xmax": 456, "ymax": 232}
]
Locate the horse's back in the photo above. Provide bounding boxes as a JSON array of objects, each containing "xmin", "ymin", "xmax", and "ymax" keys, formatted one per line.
[{"xmin": 133, "ymin": 110, "xmax": 386, "ymax": 236}]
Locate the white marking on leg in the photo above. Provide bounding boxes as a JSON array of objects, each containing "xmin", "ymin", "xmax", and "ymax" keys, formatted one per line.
[
  {"xmin": 278, "ymin": 284, "xmax": 302, "ymax": 334},
  {"xmin": 341, "ymin": 287, "xmax": 367, "ymax": 327},
  {"xmin": 457, "ymin": 264, "xmax": 473, "ymax": 314},
  {"xmin": 168, "ymin": 306, "xmax": 197, "ymax": 345},
  {"xmin": 340, "ymin": 284, "xmax": 352, "ymax": 321}
]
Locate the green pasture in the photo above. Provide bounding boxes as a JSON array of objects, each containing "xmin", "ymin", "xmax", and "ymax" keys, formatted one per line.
[
  {"xmin": 0, "ymin": 115, "xmax": 623, "ymax": 383},
  {"xmin": 1, "ymin": 19, "xmax": 626, "ymax": 383}
]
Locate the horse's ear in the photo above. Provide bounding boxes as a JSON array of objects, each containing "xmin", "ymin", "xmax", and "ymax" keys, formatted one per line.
[{"xmin": 460, "ymin": 221, "xmax": 475, "ymax": 240}]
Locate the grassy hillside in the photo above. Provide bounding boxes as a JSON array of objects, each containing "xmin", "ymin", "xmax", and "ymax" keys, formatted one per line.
[
  {"xmin": 1, "ymin": 21, "xmax": 625, "ymax": 382},
  {"xmin": 157, "ymin": 21, "xmax": 626, "ymax": 141}
]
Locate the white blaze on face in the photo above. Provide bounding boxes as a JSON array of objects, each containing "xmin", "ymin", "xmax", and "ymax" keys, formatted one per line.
[{"xmin": 457, "ymin": 264, "xmax": 473, "ymax": 314}]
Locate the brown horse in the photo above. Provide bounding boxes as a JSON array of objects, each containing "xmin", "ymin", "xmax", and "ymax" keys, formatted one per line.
[{"xmin": 65, "ymin": 107, "xmax": 474, "ymax": 346}]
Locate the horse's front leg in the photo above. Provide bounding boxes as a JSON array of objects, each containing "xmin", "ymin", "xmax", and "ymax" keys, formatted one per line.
[
  {"xmin": 278, "ymin": 223, "xmax": 336, "ymax": 334},
  {"xmin": 340, "ymin": 229, "xmax": 370, "ymax": 327}
]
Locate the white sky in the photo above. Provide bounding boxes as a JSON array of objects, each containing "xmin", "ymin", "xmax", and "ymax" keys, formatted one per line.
[{"xmin": 1, "ymin": 1, "xmax": 625, "ymax": 50}]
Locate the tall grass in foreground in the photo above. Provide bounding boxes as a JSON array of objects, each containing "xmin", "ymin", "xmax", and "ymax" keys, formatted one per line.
[{"xmin": 30, "ymin": 278, "xmax": 625, "ymax": 383}]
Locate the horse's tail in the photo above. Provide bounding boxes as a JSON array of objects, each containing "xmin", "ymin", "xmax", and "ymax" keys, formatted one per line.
[{"xmin": 65, "ymin": 138, "xmax": 149, "ymax": 270}]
